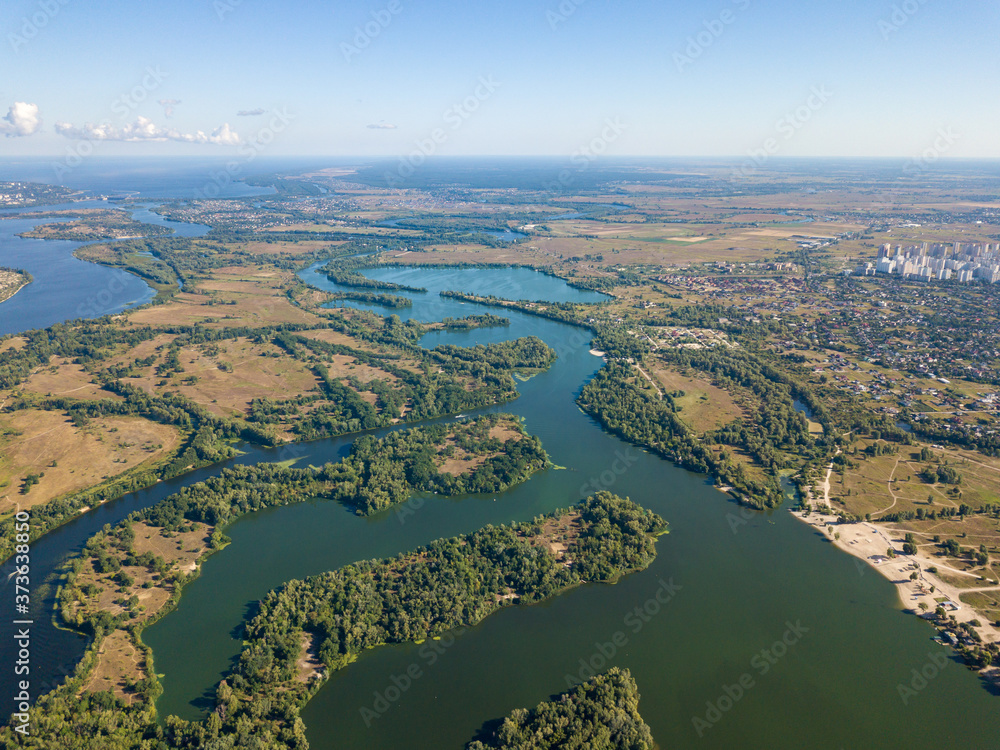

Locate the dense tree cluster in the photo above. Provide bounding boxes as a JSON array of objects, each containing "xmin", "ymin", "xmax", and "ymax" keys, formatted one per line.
[
  {"xmin": 10, "ymin": 494, "xmax": 664, "ymax": 749},
  {"xmin": 440, "ymin": 313, "xmax": 510, "ymax": 330},
  {"xmin": 579, "ymin": 362, "xmax": 782, "ymax": 507},
  {"xmin": 324, "ymin": 414, "xmax": 548, "ymax": 514},
  {"xmin": 326, "ymin": 290, "xmax": 412, "ymax": 308}
]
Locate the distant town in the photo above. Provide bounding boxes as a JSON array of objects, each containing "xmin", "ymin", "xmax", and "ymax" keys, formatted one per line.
[{"xmin": 857, "ymin": 242, "xmax": 1000, "ymax": 284}]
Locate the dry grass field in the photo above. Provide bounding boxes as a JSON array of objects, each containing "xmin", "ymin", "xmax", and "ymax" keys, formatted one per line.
[
  {"xmin": 21, "ymin": 358, "xmax": 120, "ymax": 400},
  {"xmin": 0, "ymin": 337, "xmax": 26, "ymax": 354},
  {"xmin": 118, "ymin": 337, "xmax": 322, "ymax": 418},
  {"xmin": 835, "ymin": 441, "xmax": 1000, "ymax": 520},
  {"xmin": 646, "ymin": 361, "xmax": 745, "ymax": 433},
  {"xmin": 127, "ymin": 267, "xmax": 326, "ymax": 328},
  {"xmin": 0, "ymin": 412, "xmax": 180, "ymax": 516},
  {"xmin": 81, "ymin": 630, "xmax": 145, "ymax": 703},
  {"xmin": 72, "ymin": 521, "xmax": 212, "ymax": 699}
]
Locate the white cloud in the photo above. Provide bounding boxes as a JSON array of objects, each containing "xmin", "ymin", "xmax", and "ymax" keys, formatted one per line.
[
  {"xmin": 237, "ymin": 108, "xmax": 266, "ymax": 116},
  {"xmin": 0, "ymin": 102, "xmax": 41, "ymax": 137},
  {"xmin": 367, "ymin": 122, "xmax": 398, "ymax": 130},
  {"xmin": 158, "ymin": 99, "xmax": 181, "ymax": 118},
  {"xmin": 209, "ymin": 122, "xmax": 240, "ymax": 145},
  {"xmin": 54, "ymin": 116, "xmax": 240, "ymax": 145}
]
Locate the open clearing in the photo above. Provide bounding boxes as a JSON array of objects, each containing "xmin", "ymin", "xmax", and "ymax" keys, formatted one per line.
[
  {"xmin": 127, "ymin": 268, "xmax": 326, "ymax": 328},
  {"xmin": 21, "ymin": 358, "xmax": 120, "ymax": 400},
  {"xmin": 0, "ymin": 412, "xmax": 180, "ymax": 517},
  {"xmin": 120, "ymin": 337, "xmax": 322, "ymax": 418},
  {"xmin": 836, "ymin": 441, "xmax": 1000, "ymax": 519},
  {"xmin": 82, "ymin": 630, "xmax": 144, "ymax": 703},
  {"xmin": 646, "ymin": 360, "xmax": 745, "ymax": 432}
]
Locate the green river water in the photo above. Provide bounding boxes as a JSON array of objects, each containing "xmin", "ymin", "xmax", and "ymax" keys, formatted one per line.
[{"xmin": 143, "ymin": 266, "xmax": 1000, "ymax": 749}]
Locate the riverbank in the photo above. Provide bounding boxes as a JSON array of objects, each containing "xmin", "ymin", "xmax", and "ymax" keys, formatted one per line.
[
  {"xmin": 0, "ymin": 269, "xmax": 30, "ymax": 304},
  {"xmin": 791, "ymin": 508, "xmax": 1000, "ymax": 679}
]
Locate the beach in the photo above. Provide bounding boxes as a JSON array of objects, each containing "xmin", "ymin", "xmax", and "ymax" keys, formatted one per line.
[{"xmin": 792, "ymin": 507, "xmax": 1000, "ymax": 675}]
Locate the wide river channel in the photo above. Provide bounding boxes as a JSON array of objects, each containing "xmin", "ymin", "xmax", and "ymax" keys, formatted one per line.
[{"xmin": 2, "ymin": 251, "xmax": 999, "ymax": 747}]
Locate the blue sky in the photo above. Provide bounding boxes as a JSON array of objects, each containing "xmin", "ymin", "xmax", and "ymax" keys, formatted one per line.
[{"xmin": 1, "ymin": 0, "xmax": 998, "ymax": 159}]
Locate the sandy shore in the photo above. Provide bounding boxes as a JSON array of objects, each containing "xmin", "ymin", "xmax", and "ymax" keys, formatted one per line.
[
  {"xmin": 0, "ymin": 280, "xmax": 29, "ymax": 305},
  {"xmin": 791, "ymin": 508, "xmax": 1000, "ymax": 649}
]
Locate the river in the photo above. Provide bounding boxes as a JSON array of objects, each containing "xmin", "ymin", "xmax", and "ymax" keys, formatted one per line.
[
  {"xmin": 140, "ymin": 265, "xmax": 1000, "ymax": 749},
  {"xmin": 1, "ymin": 219, "xmax": 998, "ymax": 746}
]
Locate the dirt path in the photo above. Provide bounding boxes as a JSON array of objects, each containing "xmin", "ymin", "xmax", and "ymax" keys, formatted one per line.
[
  {"xmin": 872, "ymin": 456, "xmax": 902, "ymax": 517},
  {"xmin": 634, "ymin": 364, "xmax": 663, "ymax": 398},
  {"xmin": 807, "ymin": 449, "xmax": 838, "ymax": 511}
]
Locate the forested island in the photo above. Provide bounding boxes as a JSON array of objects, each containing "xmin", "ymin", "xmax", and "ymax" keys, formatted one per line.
[
  {"xmin": 11, "ymin": 492, "xmax": 665, "ymax": 749},
  {"xmin": 17, "ymin": 211, "xmax": 173, "ymax": 241},
  {"xmin": 322, "ymin": 260, "xmax": 425, "ymax": 293},
  {"xmin": 439, "ymin": 313, "xmax": 510, "ymax": 331},
  {"xmin": 326, "ymin": 290, "xmax": 412, "ymax": 308},
  {"xmin": 0, "ymin": 313, "xmax": 555, "ymax": 561},
  {"xmin": 0, "ymin": 267, "xmax": 30, "ymax": 303},
  {"xmin": 325, "ymin": 413, "xmax": 548, "ymax": 514},
  {"xmin": 467, "ymin": 668, "xmax": 655, "ymax": 750}
]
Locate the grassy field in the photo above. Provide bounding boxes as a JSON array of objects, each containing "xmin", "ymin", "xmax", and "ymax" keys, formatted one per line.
[
  {"xmin": 127, "ymin": 267, "xmax": 326, "ymax": 328},
  {"xmin": 645, "ymin": 360, "xmax": 745, "ymax": 433},
  {"xmin": 836, "ymin": 440, "xmax": 1000, "ymax": 519},
  {"xmin": 22, "ymin": 357, "xmax": 121, "ymax": 400},
  {"xmin": 0, "ymin": 412, "xmax": 180, "ymax": 517},
  {"xmin": 82, "ymin": 630, "xmax": 145, "ymax": 704},
  {"xmin": 68, "ymin": 520, "xmax": 213, "ymax": 700},
  {"xmin": 119, "ymin": 337, "xmax": 323, "ymax": 419}
]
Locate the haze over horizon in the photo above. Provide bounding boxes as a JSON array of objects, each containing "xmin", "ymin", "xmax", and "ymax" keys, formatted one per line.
[{"xmin": 2, "ymin": 0, "xmax": 998, "ymax": 161}]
